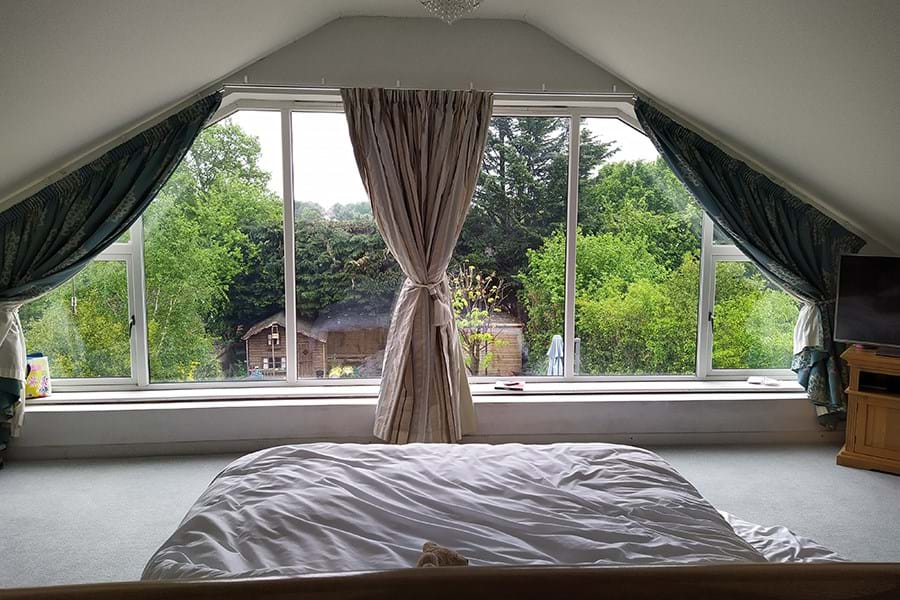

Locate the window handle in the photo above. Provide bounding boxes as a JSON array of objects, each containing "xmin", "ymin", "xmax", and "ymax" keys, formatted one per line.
[
  {"xmin": 707, "ymin": 311, "xmax": 714, "ymax": 332},
  {"xmin": 129, "ymin": 314, "xmax": 136, "ymax": 336}
]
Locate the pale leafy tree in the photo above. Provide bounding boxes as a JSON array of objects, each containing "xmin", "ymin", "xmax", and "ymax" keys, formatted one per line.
[{"xmin": 450, "ymin": 265, "xmax": 509, "ymax": 376}]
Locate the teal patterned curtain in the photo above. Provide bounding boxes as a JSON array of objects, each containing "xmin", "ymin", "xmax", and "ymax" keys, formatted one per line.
[
  {"xmin": 0, "ymin": 93, "xmax": 222, "ymax": 462},
  {"xmin": 634, "ymin": 98, "xmax": 865, "ymax": 427}
]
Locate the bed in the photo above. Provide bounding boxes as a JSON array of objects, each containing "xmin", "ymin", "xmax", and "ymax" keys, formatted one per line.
[{"xmin": 142, "ymin": 443, "xmax": 841, "ymax": 581}]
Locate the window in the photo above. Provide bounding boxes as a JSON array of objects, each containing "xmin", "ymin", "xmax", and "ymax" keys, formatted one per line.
[
  {"xmin": 575, "ymin": 117, "xmax": 701, "ymax": 375},
  {"xmin": 262, "ymin": 356, "xmax": 285, "ymax": 371},
  {"xmin": 698, "ymin": 216, "xmax": 799, "ymax": 375},
  {"xmin": 20, "ymin": 259, "xmax": 132, "ymax": 379},
  {"xmin": 25, "ymin": 96, "xmax": 797, "ymax": 392},
  {"xmin": 291, "ymin": 111, "xmax": 401, "ymax": 379},
  {"xmin": 142, "ymin": 110, "xmax": 285, "ymax": 383},
  {"xmin": 710, "ymin": 261, "xmax": 799, "ymax": 370},
  {"xmin": 454, "ymin": 115, "xmax": 570, "ymax": 377}
]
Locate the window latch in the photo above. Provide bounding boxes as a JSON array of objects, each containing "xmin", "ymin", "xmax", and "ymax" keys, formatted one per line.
[
  {"xmin": 129, "ymin": 314, "xmax": 136, "ymax": 336},
  {"xmin": 707, "ymin": 311, "xmax": 714, "ymax": 331}
]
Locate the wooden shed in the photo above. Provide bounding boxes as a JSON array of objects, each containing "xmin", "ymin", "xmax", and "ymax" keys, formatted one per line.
[
  {"xmin": 242, "ymin": 311, "xmax": 327, "ymax": 379},
  {"xmin": 481, "ymin": 311, "xmax": 524, "ymax": 377},
  {"xmin": 241, "ymin": 304, "xmax": 522, "ymax": 379},
  {"xmin": 312, "ymin": 299, "xmax": 393, "ymax": 377}
]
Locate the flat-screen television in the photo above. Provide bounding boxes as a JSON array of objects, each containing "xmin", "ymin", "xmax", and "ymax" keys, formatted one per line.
[{"xmin": 834, "ymin": 255, "xmax": 900, "ymax": 349}]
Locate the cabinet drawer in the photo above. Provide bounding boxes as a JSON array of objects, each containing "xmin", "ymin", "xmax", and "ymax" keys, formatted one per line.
[{"xmin": 852, "ymin": 394, "xmax": 900, "ymax": 462}]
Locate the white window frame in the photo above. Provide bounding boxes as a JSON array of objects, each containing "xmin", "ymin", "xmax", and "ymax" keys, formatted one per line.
[
  {"xmin": 40, "ymin": 225, "xmax": 143, "ymax": 388},
  {"xmin": 39, "ymin": 90, "xmax": 796, "ymax": 393},
  {"xmin": 696, "ymin": 214, "xmax": 796, "ymax": 380}
]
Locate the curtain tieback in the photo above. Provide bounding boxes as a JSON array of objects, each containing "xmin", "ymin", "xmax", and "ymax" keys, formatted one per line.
[{"xmin": 410, "ymin": 278, "xmax": 454, "ymax": 326}]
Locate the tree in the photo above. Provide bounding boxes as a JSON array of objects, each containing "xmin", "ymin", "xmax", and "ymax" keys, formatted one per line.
[
  {"xmin": 141, "ymin": 122, "xmax": 284, "ymax": 380},
  {"xmin": 518, "ymin": 226, "xmax": 694, "ymax": 374},
  {"xmin": 515, "ymin": 150, "xmax": 710, "ymax": 375},
  {"xmin": 329, "ymin": 202, "xmax": 372, "ymax": 220},
  {"xmin": 294, "ymin": 209, "xmax": 401, "ymax": 319},
  {"xmin": 19, "ymin": 261, "xmax": 131, "ymax": 378},
  {"xmin": 575, "ymin": 256, "xmax": 700, "ymax": 375},
  {"xmin": 455, "ymin": 117, "xmax": 616, "ymax": 294},
  {"xmin": 578, "ymin": 158, "xmax": 701, "ymax": 271},
  {"xmin": 711, "ymin": 262, "xmax": 799, "ymax": 369},
  {"xmin": 450, "ymin": 265, "xmax": 509, "ymax": 376},
  {"xmin": 20, "ymin": 113, "xmax": 801, "ymax": 385}
]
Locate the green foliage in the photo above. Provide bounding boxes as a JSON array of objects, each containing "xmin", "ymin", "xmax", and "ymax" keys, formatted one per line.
[
  {"xmin": 519, "ymin": 226, "xmax": 699, "ymax": 374},
  {"xmin": 578, "ymin": 158, "xmax": 702, "ymax": 271},
  {"xmin": 450, "ymin": 265, "xmax": 509, "ymax": 376},
  {"xmin": 20, "ymin": 262, "xmax": 131, "ymax": 378},
  {"xmin": 294, "ymin": 210, "xmax": 400, "ymax": 319},
  {"xmin": 712, "ymin": 262, "xmax": 800, "ymax": 370},
  {"xmin": 575, "ymin": 256, "xmax": 700, "ymax": 375},
  {"xmin": 455, "ymin": 117, "xmax": 616, "ymax": 284},
  {"xmin": 328, "ymin": 365, "xmax": 357, "ymax": 378},
  {"xmin": 21, "ymin": 114, "xmax": 799, "ymax": 383},
  {"xmin": 142, "ymin": 123, "xmax": 285, "ymax": 381},
  {"xmin": 329, "ymin": 202, "xmax": 372, "ymax": 221}
]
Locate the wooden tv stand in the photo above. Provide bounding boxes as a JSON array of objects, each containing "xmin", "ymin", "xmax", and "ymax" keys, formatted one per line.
[{"xmin": 837, "ymin": 347, "xmax": 900, "ymax": 475}]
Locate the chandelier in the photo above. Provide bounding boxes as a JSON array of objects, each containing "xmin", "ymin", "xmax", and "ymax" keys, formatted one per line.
[{"xmin": 419, "ymin": 0, "xmax": 482, "ymax": 24}]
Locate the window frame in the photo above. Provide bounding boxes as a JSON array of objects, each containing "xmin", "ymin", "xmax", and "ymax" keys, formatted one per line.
[
  {"xmin": 696, "ymin": 214, "xmax": 796, "ymax": 379},
  {"xmin": 39, "ymin": 91, "xmax": 796, "ymax": 393},
  {"xmin": 31, "ymin": 237, "xmax": 140, "ymax": 388}
]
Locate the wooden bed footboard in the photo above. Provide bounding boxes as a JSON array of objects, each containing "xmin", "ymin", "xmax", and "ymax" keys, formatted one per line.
[{"xmin": 2, "ymin": 564, "xmax": 899, "ymax": 600}]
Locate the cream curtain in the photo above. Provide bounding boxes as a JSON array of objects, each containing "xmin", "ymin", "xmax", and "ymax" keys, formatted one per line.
[{"xmin": 341, "ymin": 88, "xmax": 493, "ymax": 443}]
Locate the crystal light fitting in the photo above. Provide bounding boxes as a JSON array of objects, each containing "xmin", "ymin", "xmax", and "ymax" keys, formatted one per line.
[{"xmin": 419, "ymin": 0, "xmax": 482, "ymax": 25}]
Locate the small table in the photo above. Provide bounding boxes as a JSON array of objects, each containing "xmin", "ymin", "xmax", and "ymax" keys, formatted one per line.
[{"xmin": 837, "ymin": 346, "xmax": 900, "ymax": 475}]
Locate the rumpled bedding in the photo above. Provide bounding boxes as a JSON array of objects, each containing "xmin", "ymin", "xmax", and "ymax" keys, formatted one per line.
[{"xmin": 143, "ymin": 443, "xmax": 840, "ymax": 580}]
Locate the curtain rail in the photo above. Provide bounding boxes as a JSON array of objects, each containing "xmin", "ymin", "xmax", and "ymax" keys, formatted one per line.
[{"xmin": 222, "ymin": 82, "xmax": 633, "ymax": 97}]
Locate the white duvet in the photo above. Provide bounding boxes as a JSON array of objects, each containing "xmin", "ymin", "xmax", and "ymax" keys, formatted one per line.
[{"xmin": 142, "ymin": 443, "xmax": 840, "ymax": 580}]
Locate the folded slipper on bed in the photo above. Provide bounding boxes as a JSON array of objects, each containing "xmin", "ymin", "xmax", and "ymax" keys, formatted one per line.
[{"xmin": 415, "ymin": 542, "xmax": 469, "ymax": 567}]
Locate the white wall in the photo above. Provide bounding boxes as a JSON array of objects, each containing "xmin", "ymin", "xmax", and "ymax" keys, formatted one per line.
[{"xmin": 226, "ymin": 17, "xmax": 631, "ymax": 94}]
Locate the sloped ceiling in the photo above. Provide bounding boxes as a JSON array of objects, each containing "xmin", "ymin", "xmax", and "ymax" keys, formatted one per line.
[{"xmin": 1, "ymin": 0, "xmax": 898, "ymax": 249}]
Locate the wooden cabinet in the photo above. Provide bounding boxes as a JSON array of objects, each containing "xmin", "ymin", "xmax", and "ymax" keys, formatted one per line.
[{"xmin": 837, "ymin": 347, "xmax": 900, "ymax": 475}]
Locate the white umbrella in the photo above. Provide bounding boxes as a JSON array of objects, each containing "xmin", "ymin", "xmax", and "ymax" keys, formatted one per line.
[{"xmin": 546, "ymin": 334, "xmax": 564, "ymax": 376}]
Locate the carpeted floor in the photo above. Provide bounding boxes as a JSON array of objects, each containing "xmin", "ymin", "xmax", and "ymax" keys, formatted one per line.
[{"xmin": 1, "ymin": 444, "xmax": 898, "ymax": 589}]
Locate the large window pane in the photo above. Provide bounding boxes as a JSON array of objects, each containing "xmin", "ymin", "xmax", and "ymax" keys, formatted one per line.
[
  {"xmin": 455, "ymin": 116, "xmax": 570, "ymax": 377},
  {"xmin": 575, "ymin": 117, "xmax": 702, "ymax": 375},
  {"xmin": 712, "ymin": 261, "xmax": 800, "ymax": 370},
  {"xmin": 20, "ymin": 261, "xmax": 131, "ymax": 378},
  {"xmin": 144, "ymin": 110, "xmax": 285, "ymax": 382},
  {"xmin": 292, "ymin": 112, "xmax": 400, "ymax": 379}
]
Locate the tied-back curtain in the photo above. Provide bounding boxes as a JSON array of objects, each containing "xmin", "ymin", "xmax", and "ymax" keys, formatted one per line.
[
  {"xmin": 0, "ymin": 92, "xmax": 222, "ymax": 455},
  {"xmin": 342, "ymin": 88, "xmax": 493, "ymax": 443},
  {"xmin": 634, "ymin": 98, "xmax": 865, "ymax": 427}
]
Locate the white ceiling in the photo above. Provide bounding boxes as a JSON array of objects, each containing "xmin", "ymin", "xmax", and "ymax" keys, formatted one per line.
[{"xmin": 1, "ymin": 0, "xmax": 898, "ymax": 249}]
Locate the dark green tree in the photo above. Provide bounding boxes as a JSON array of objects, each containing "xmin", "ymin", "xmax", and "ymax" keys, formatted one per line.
[{"xmin": 455, "ymin": 117, "xmax": 616, "ymax": 310}]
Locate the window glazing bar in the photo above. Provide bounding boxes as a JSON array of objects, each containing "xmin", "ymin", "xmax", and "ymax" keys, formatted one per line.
[
  {"xmin": 563, "ymin": 113, "xmax": 581, "ymax": 378},
  {"xmin": 281, "ymin": 108, "xmax": 299, "ymax": 383}
]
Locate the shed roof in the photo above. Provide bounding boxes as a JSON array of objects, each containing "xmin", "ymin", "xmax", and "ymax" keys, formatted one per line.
[{"xmin": 241, "ymin": 310, "xmax": 326, "ymax": 343}]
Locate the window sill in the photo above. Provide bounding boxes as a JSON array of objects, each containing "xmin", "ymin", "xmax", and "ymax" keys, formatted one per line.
[
  {"xmin": 30, "ymin": 379, "xmax": 805, "ymax": 406},
  {"xmin": 16, "ymin": 382, "xmax": 826, "ymax": 460}
]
